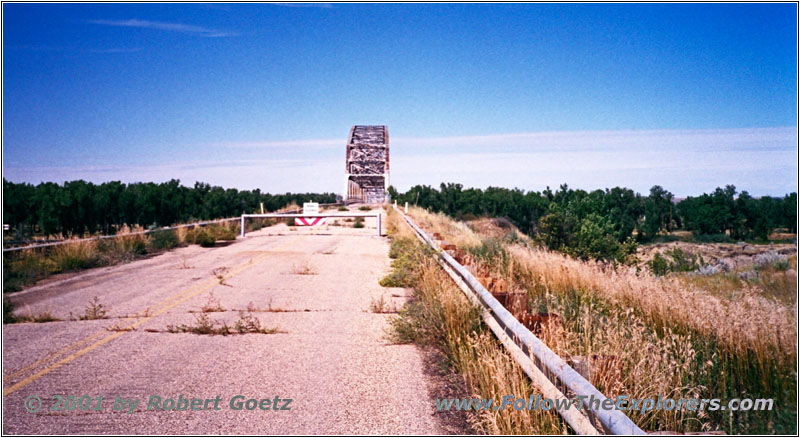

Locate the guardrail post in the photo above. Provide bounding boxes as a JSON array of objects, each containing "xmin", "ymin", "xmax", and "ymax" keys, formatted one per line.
[
  {"xmin": 240, "ymin": 215, "xmax": 246, "ymax": 238},
  {"xmin": 376, "ymin": 213, "xmax": 381, "ymax": 237}
]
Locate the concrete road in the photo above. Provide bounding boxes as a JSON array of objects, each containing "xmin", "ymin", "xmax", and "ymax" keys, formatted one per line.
[{"xmin": 3, "ymin": 214, "xmax": 464, "ymax": 434}]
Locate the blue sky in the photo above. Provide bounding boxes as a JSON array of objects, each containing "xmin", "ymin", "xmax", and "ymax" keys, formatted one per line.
[{"xmin": 2, "ymin": 3, "xmax": 797, "ymax": 196}]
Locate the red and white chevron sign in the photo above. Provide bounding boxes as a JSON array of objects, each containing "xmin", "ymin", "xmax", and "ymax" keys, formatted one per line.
[{"xmin": 296, "ymin": 217, "xmax": 327, "ymax": 226}]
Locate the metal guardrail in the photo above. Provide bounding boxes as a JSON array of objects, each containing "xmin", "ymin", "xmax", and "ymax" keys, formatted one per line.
[
  {"xmin": 240, "ymin": 212, "xmax": 382, "ymax": 237},
  {"xmin": 2, "ymin": 217, "xmax": 241, "ymax": 253},
  {"xmin": 393, "ymin": 205, "xmax": 646, "ymax": 435}
]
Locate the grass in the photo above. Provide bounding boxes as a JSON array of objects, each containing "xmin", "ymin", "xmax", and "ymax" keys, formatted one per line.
[
  {"xmin": 379, "ymin": 237, "xmax": 431, "ymax": 287},
  {"xmin": 5, "ymin": 303, "xmax": 61, "ymax": 323},
  {"xmin": 405, "ymin": 205, "xmax": 796, "ymax": 434},
  {"xmin": 383, "ymin": 208, "xmax": 566, "ymax": 435},
  {"xmin": 368, "ymin": 295, "xmax": 397, "ymax": 314},
  {"xmin": 3, "ymin": 219, "xmax": 283, "ymax": 294},
  {"xmin": 166, "ymin": 310, "xmax": 284, "ymax": 336}
]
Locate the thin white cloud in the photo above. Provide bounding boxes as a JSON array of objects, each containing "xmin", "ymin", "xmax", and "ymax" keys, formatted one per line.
[
  {"xmin": 390, "ymin": 127, "xmax": 796, "ymax": 152},
  {"xmin": 88, "ymin": 19, "xmax": 234, "ymax": 38},
  {"xmin": 5, "ymin": 127, "xmax": 796, "ymax": 196},
  {"xmin": 214, "ymin": 127, "xmax": 796, "ymax": 151}
]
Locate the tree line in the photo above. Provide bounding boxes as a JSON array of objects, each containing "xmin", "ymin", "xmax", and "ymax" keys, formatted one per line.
[
  {"xmin": 388, "ymin": 183, "xmax": 797, "ymax": 262},
  {"xmin": 3, "ymin": 179, "xmax": 337, "ymax": 238}
]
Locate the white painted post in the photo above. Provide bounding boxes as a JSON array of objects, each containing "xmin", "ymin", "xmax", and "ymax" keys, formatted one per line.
[
  {"xmin": 404, "ymin": 202, "xmax": 408, "ymax": 214},
  {"xmin": 376, "ymin": 213, "xmax": 381, "ymax": 237},
  {"xmin": 240, "ymin": 215, "xmax": 246, "ymax": 238},
  {"xmin": 260, "ymin": 202, "xmax": 264, "ymax": 214}
]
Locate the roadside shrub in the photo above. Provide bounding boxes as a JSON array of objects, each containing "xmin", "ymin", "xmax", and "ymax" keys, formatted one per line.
[
  {"xmin": 353, "ymin": 218, "xmax": 365, "ymax": 229},
  {"xmin": 337, "ymin": 206, "xmax": 349, "ymax": 211},
  {"xmin": 96, "ymin": 234, "xmax": 148, "ymax": 263},
  {"xmin": 245, "ymin": 218, "xmax": 275, "ymax": 232},
  {"xmin": 186, "ymin": 228, "xmax": 216, "ymax": 247},
  {"xmin": 4, "ymin": 296, "xmax": 17, "ymax": 323},
  {"xmin": 208, "ymin": 225, "xmax": 236, "ymax": 241},
  {"xmin": 50, "ymin": 241, "xmax": 99, "ymax": 272},
  {"xmin": 197, "ymin": 231, "xmax": 216, "ymax": 247},
  {"xmin": 149, "ymin": 229, "xmax": 179, "ymax": 250},
  {"xmin": 358, "ymin": 206, "xmax": 372, "ymax": 211},
  {"xmin": 3, "ymin": 251, "xmax": 55, "ymax": 293}
]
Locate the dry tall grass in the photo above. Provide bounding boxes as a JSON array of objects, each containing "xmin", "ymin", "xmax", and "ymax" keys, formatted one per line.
[
  {"xmin": 403, "ymin": 206, "xmax": 797, "ymax": 433},
  {"xmin": 385, "ymin": 208, "xmax": 566, "ymax": 434},
  {"xmin": 404, "ymin": 207, "xmax": 482, "ymax": 248},
  {"xmin": 506, "ymin": 245, "xmax": 796, "ymax": 365}
]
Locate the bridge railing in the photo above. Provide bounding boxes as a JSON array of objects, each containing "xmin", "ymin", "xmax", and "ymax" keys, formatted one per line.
[{"xmin": 393, "ymin": 205, "xmax": 646, "ymax": 436}]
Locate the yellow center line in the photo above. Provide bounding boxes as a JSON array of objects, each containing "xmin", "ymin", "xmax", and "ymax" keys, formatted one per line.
[
  {"xmin": 3, "ymin": 274, "xmax": 226, "ymax": 385},
  {"xmin": 2, "ymin": 331, "xmax": 107, "ymax": 384},
  {"xmin": 3, "ymin": 235, "xmax": 302, "ymax": 396}
]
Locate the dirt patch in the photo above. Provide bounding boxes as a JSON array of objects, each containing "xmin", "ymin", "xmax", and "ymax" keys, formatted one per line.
[{"xmin": 467, "ymin": 217, "xmax": 532, "ymax": 244}]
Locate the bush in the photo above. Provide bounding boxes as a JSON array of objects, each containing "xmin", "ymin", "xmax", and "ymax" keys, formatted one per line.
[
  {"xmin": 353, "ymin": 219, "xmax": 365, "ymax": 229},
  {"xmin": 692, "ymin": 233, "xmax": 733, "ymax": 243},
  {"xmin": 149, "ymin": 229, "xmax": 179, "ymax": 250},
  {"xmin": 4, "ymin": 296, "xmax": 17, "ymax": 323},
  {"xmin": 754, "ymin": 251, "xmax": 790, "ymax": 271},
  {"xmin": 186, "ymin": 228, "xmax": 216, "ymax": 247},
  {"xmin": 245, "ymin": 218, "xmax": 275, "ymax": 232},
  {"xmin": 358, "ymin": 206, "xmax": 372, "ymax": 211},
  {"xmin": 647, "ymin": 248, "xmax": 703, "ymax": 276},
  {"xmin": 208, "ymin": 225, "xmax": 236, "ymax": 241},
  {"xmin": 648, "ymin": 253, "xmax": 670, "ymax": 276},
  {"xmin": 96, "ymin": 235, "xmax": 147, "ymax": 262},
  {"xmin": 337, "ymin": 206, "xmax": 349, "ymax": 211},
  {"xmin": 3, "ymin": 251, "xmax": 55, "ymax": 293},
  {"xmin": 50, "ymin": 241, "xmax": 99, "ymax": 272}
]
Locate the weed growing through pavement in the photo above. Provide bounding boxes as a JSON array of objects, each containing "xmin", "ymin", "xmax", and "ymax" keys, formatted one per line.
[
  {"xmin": 211, "ymin": 267, "xmax": 232, "ymax": 286},
  {"xmin": 106, "ymin": 322, "xmax": 135, "ymax": 332},
  {"xmin": 12, "ymin": 306, "xmax": 61, "ymax": 323},
  {"xmin": 199, "ymin": 292, "xmax": 225, "ymax": 313},
  {"xmin": 368, "ymin": 295, "xmax": 397, "ymax": 314},
  {"xmin": 166, "ymin": 310, "xmax": 284, "ymax": 336},
  {"xmin": 80, "ymin": 296, "xmax": 109, "ymax": 320},
  {"xmin": 290, "ymin": 262, "xmax": 317, "ymax": 275}
]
